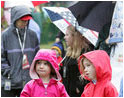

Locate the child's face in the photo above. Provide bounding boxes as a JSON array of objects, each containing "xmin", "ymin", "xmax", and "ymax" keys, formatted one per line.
[
  {"xmin": 81, "ymin": 58, "xmax": 96, "ymax": 80},
  {"xmin": 35, "ymin": 60, "xmax": 51, "ymax": 78}
]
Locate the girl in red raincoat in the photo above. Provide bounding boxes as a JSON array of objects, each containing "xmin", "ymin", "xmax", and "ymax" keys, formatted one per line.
[
  {"xmin": 78, "ymin": 50, "xmax": 118, "ymax": 97},
  {"xmin": 20, "ymin": 49, "xmax": 69, "ymax": 97}
]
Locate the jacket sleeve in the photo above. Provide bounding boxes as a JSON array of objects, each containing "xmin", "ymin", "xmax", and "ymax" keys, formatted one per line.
[
  {"xmin": 33, "ymin": 31, "xmax": 40, "ymax": 54},
  {"xmin": 104, "ymin": 82, "xmax": 118, "ymax": 97},
  {"xmin": 20, "ymin": 80, "xmax": 34, "ymax": 97},
  {"xmin": 57, "ymin": 82, "xmax": 69, "ymax": 97},
  {"xmin": 1, "ymin": 33, "xmax": 11, "ymax": 77}
]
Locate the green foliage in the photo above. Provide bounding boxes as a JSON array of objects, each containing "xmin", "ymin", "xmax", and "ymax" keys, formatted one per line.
[
  {"xmin": 40, "ymin": 12, "xmax": 59, "ymax": 44},
  {"xmin": 39, "ymin": 1, "xmax": 71, "ymax": 44},
  {"xmin": 1, "ymin": 8, "xmax": 8, "ymax": 31},
  {"xmin": 40, "ymin": 41, "xmax": 54, "ymax": 49}
]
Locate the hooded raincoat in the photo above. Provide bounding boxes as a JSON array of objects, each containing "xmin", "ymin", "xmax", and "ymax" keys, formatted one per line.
[
  {"xmin": 78, "ymin": 50, "xmax": 118, "ymax": 97},
  {"xmin": 1, "ymin": 5, "xmax": 39, "ymax": 89},
  {"xmin": 20, "ymin": 49, "xmax": 69, "ymax": 97}
]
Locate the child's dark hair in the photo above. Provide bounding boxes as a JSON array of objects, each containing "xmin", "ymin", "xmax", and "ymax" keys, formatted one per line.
[{"xmin": 46, "ymin": 61, "xmax": 57, "ymax": 79}]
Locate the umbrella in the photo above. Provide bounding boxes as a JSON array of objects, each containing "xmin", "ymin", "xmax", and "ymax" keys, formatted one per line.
[
  {"xmin": 68, "ymin": 1, "xmax": 115, "ymax": 33},
  {"xmin": 43, "ymin": 7, "xmax": 98, "ymax": 46},
  {"xmin": 32, "ymin": 1, "xmax": 49, "ymax": 6},
  {"xmin": 1, "ymin": 1, "xmax": 48, "ymax": 8}
]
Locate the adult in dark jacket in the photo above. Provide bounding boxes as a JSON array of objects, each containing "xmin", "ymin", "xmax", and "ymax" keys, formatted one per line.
[
  {"xmin": 59, "ymin": 25, "xmax": 94, "ymax": 97},
  {"xmin": 1, "ymin": 5, "xmax": 40, "ymax": 97}
]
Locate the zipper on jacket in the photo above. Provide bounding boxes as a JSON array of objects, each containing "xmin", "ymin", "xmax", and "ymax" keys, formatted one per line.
[
  {"xmin": 44, "ymin": 88, "xmax": 48, "ymax": 95},
  {"xmin": 43, "ymin": 82, "xmax": 48, "ymax": 96}
]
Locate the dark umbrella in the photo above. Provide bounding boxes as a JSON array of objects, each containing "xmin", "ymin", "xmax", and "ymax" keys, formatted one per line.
[{"xmin": 69, "ymin": 1, "xmax": 115, "ymax": 33}]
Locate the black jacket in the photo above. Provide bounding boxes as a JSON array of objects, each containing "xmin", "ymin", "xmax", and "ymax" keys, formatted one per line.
[
  {"xmin": 59, "ymin": 45, "xmax": 94, "ymax": 97},
  {"xmin": 59, "ymin": 56, "xmax": 89, "ymax": 97}
]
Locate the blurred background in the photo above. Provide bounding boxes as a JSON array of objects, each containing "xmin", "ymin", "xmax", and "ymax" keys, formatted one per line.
[{"xmin": 1, "ymin": 1, "xmax": 77, "ymax": 49}]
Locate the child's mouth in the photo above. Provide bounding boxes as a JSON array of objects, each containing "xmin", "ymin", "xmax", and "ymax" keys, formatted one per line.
[{"xmin": 85, "ymin": 73, "xmax": 89, "ymax": 77}]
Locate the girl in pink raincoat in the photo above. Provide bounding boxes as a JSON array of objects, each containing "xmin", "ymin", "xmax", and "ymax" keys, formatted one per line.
[
  {"xmin": 78, "ymin": 50, "xmax": 118, "ymax": 97},
  {"xmin": 20, "ymin": 49, "xmax": 69, "ymax": 97}
]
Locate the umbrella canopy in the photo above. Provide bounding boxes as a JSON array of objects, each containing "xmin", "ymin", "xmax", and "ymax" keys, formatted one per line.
[
  {"xmin": 1, "ymin": 1, "xmax": 48, "ymax": 8},
  {"xmin": 32, "ymin": 1, "xmax": 48, "ymax": 6},
  {"xmin": 43, "ymin": 7, "xmax": 98, "ymax": 46},
  {"xmin": 68, "ymin": 1, "xmax": 115, "ymax": 33}
]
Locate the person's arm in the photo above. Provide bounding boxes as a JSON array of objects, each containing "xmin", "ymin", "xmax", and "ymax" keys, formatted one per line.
[
  {"xmin": 76, "ymin": 78, "xmax": 89, "ymax": 95},
  {"xmin": 31, "ymin": 30, "xmax": 40, "ymax": 54},
  {"xmin": 1, "ymin": 33, "xmax": 11, "ymax": 77},
  {"xmin": 20, "ymin": 80, "xmax": 34, "ymax": 97},
  {"xmin": 95, "ymin": 23, "xmax": 112, "ymax": 55}
]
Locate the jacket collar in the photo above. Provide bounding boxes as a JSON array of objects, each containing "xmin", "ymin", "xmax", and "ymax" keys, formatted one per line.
[{"xmin": 35, "ymin": 78, "xmax": 58, "ymax": 86}]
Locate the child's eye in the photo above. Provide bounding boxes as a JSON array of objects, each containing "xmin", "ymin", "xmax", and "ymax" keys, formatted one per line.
[
  {"xmin": 44, "ymin": 62, "xmax": 47, "ymax": 65},
  {"xmin": 37, "ymin": 62, "xmax": 41, "ymax": 64},
  {"xmin": 87, "ymin": 64, "xmax": 90, "ymax": 67}
]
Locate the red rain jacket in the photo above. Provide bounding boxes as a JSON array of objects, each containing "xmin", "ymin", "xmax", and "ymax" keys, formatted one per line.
[{"xmin": 78, "ymin": 50, "xmax": 118, "ymax": 97}]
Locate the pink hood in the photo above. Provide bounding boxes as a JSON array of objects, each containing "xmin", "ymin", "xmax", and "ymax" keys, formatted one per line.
[
  {"xmin": 78, "ymin": 50, "xmax": 112, "ymax": 82},
  {"xmin": 30, "ymin": 49, "xmax": 61, "ymax": 81}
]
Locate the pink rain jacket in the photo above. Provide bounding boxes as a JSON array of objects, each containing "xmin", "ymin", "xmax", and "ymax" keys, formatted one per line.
[
  {"xmin": 78, "ymin": 50, "xmax": 118, "ymax": 97},
  {"xmin": 20, "ymin": 49, "xmax": 69, "ymax": 97}
]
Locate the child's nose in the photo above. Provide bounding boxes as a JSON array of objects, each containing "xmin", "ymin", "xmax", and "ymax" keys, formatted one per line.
[
  {"xmin": 84, "ymin": 68, "xmax": 88, "ymax": 72},
  {"xmin": 39, "ymin": 64, "xmax": 44, "ymax": 68}
]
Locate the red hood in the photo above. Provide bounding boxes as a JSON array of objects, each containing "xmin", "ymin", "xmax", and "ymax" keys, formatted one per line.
[{"xmin": 78, "ymin": 50, "xmax": 112, "ymax": 82}]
